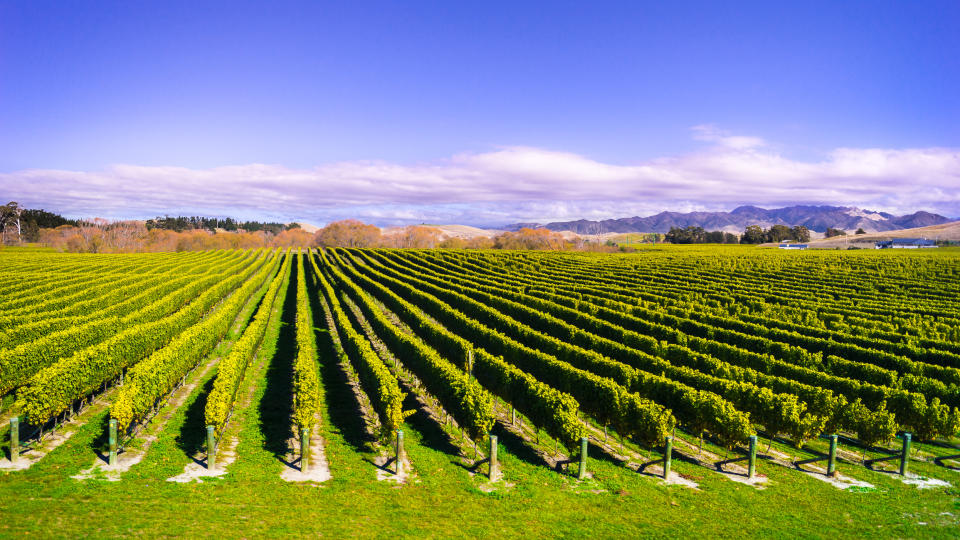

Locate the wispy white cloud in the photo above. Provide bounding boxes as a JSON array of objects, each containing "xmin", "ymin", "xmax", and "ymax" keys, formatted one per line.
[
  {"xmin": 2, "ymin": 128, "xmax": 958, "ymax": 226},
  {"xmin": 691, "ymin": 124, "xmax": 767, "ymax": 150}
]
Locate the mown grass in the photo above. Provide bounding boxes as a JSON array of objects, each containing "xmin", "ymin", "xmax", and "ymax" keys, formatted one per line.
[{"xmin": 1, "ymin": 254, "xmax": 959, "ymax": 538}]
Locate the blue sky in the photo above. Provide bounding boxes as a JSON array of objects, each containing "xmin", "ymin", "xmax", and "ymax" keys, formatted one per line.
[{"xmin": 1, "ymin": 1, "xmax": 958, "ymax": 225}]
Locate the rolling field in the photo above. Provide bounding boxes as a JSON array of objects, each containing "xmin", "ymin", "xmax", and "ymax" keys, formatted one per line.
[{"xmin": 1, "ymin": 246, "xmax": 959, "ymax": 538}]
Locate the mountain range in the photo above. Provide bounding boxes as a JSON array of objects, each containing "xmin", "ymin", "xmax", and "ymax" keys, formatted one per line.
[{"xmin": 505, "ymin": 206, "xmax": 954, "ymax": 234}]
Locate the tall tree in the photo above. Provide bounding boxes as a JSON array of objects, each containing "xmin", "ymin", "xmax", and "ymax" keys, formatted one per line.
[
  {"xmin": 399, "ymin": 226, "xmax": 443, "ymax": 248},
  {"xmin": 766, "ymin": 224, "xmax": 793, "ymax": 243},
  {"xmin": 791, "ymin": 226, "xmax": 811, "ymax": 243},
  {"xmin": 741, "ymin": 225, "xmax": 766, "ymax": 244},
  {"xmin": 313, "ymin": 219, "xmax": 382, "ymax": 248},
  {"xmin": 665, "ymin": 226, "xmax": 708, "ymax": 244},
  {"xmin": 0, "ymin": 202, "xmax": 23, "ymax": 244},
  {"xmin": 494, "ymin": 228, "xmax": 568, "ymax": 250}
]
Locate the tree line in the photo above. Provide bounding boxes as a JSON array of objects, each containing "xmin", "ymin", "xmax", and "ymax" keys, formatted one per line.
[
  {"xmin": 313, "ymin": 220, "xmax": 577, "ymax": 251},
  {"xmin": 5, "ymin": 201, "xmax": 862, "ymax": 252},
  {"xmin": 144, "ymin": 215, "xmax": 298, "ymax": 234},
  {"xmin": 661, "ymin": 224, "xmax": 876, "ymax": 244},
  {"xmin": 1, "ymin": 202, "xmax": 79, "ymax": 244},
  {"xmin": 664, "ymin": 226, "xmax": 740, "ymax": 244},
  {"xmin": 740, "ymin": 224, "xmax": 811, "ymax": 244},
  {"xmin": 664, "ymin": 224, "xmax": 812, "ymax": 244},
  {"xmin": 12, "ymin": 210, "xmax": 593, "ymax": 253}
]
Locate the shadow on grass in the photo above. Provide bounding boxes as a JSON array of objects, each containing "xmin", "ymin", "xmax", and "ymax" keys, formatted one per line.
[
  {"xmin": 232, "ymin": 287, "xmax": 268, "ymax": 338},
  {"xmin": 88, "ymin": 413, "xmax": 111, "ymax": 464},
  {"xmin": 933, "ymin": 454, "xmax": 960, "ymax": 470},
  {"xmin": 346, "ymin": 295, "xmax": 464, "ymax": 460},
  {"xmin": 454, "ymin": 456, "xmax": 488, "ymax": 475},
  {"xmin": 305, "ymin": 252, "xmax": 377, "ymax": 451},
  {"xmin": 258, "ymin": 259, "xmax": 298, "ymax": 458},
  {"xmin": 363, "ymin": 454, "xmax": 397, "ymax": 473},
  {"xmin": 490, "ymin": 422, "xmax": 554, "ymax": 470},
  {"xmin": 835, "ymin": 433, "xmax": 901, "ymax": 456},
  {"xmin": 586, "ymin": 436, "xmax": 631, "ymax": 469},
  {"xmin": 175, "ymin": 375, "xmax": 216, "ymax": 465},
  {"xmin": 400, "ymin": 390, "xmax": 462, "ymax": 458},
  {"xmin": 923, "ymin": 439, "xmax": 960, "ymax": 451}
]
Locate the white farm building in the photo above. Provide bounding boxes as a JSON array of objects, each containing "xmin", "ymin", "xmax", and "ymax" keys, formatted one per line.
[{"xmin": 875, "ymin": 238, "xmax": 938, "ymax": 249}]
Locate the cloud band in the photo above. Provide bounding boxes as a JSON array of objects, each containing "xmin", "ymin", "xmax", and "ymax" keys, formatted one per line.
[{"xmin": 2, "ymin": 131, "xmax": 957, "ymax": 226}]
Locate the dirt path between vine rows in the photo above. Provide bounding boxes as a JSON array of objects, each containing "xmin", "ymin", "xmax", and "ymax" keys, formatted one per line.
[
  {"xmin": 75, "ymin": 277, "xmax": 273, "ymax": 481},
  {"xmin": 73, "ymin": 354, "xmax": 222, "ymax": 481},
  {"xmin": 313, "ymin": 285, "xmax": 408, "ymax": 485},
  {"xmin": 280, "ymin": 408, "xmax": 332, "ymax": 483},
  {"xmin": 168, "ymin": 333, "xmax": 276, "ymax": 482},
  {"xmin": 1, "ymin": 384, "xmax": 119, "ymax": 471}
]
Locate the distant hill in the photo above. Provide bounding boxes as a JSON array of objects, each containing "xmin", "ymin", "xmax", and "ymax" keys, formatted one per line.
[
  {"xmin": 802, "ymin": 219, "xmax": 960, "ymax": 248},
  {"xmin": 381, "ymin": 224, "xmax": 504, "ymax": 240},
  {"xmin": 505, "ymin": 205, "xmax": 953, "ymax": 234},
  {"xmin": 293, "ymin": 222, "xmax": 321, "ymax": 234}
]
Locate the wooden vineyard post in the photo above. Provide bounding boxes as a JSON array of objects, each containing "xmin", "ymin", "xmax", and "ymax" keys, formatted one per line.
[
  {"xmin": 663, "ymin": 436, "xmax": 673, "ymax": 480},
  {"xmin": 108, "ymin": 419, "xmax": 118, "ymax": 467},
  {"xmin": 9, "ymin": 417, "xmax": 18, "ymax": 464},
  {"xmin": 488, "ymin": 434, "xmax": 499, "ymax": 481},
  {"xmin": 511, "ymin": 406, "xmax": 516, "ymax": 425},
  {"xmin": 577, "ymin": 437, "xmax": 588, "ymax": 480},
  {"xmin": 467, "ymin": 349, "xmax": 474, "ymax": 379},
  {"xmin": 899, "ymin": 433, "xmax": 911, "ymax": 476},
  {"xmin": 827, "ymin": 435, "xmax": 838, "ymax": 477},
  {"xmin": 747, "ymin": 435, "xmax": 757, "ymax": 479},
  {"xmin": 206, "ymin": 425, "xmax": 217, "ymax": 471},
  {"xmin": 301, "ymin": 426, "xmax": 311, "ymax": 472},
  {"xmin": 396, "ymin": 429, "xmax": 405, "ymax": 475}
]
